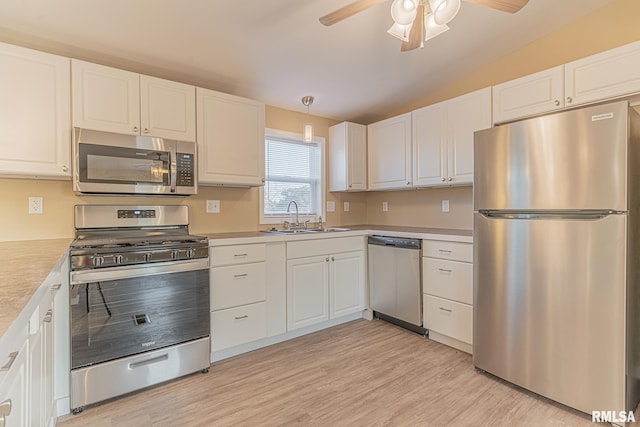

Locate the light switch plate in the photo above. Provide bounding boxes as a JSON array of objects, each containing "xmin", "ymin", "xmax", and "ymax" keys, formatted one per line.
[
  {"xmin": 442, "ymin": 199, "xmax": 450, "ymax": 213},
  {"xmin": 327, "ymin": 201, "xmax": 336, "ymax": 212},
  {"xmin": 343, "ymin": 202, "xmax": 350, "ymax": 212},
  {"xmin": 382, "ymin": 201, "xmax": 388, "ymax": 212},
  {"xmin": 206, "ymin": 200, "xmax": 220, "ymax": 213}
]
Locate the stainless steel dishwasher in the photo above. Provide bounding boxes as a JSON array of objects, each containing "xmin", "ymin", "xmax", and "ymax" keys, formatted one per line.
[{"xmin": 368, "ymin": 236, "xmax": 424, "ymax": 334}]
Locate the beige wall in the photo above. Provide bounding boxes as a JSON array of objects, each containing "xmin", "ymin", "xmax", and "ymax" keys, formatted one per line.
[{"xmin": 2, "ymin": 0, "xmax": 640, "ymax": 240}]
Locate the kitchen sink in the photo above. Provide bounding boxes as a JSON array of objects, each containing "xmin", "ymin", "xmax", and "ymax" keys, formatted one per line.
[{"xmin": 262, "ymin": 227, "xmax": 351, "ymax": 235}]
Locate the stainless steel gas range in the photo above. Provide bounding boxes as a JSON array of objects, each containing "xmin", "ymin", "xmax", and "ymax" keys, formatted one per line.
[{"xmin": 68, "ymin": 205, "xmax": 210, "ymax": 413}]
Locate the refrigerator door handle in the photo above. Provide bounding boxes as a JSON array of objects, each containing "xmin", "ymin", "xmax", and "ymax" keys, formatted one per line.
[{"xmin": 479, "ymin": 210, "xmax": 623, "ymax": 221}]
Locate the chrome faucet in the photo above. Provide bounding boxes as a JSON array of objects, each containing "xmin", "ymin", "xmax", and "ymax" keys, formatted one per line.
[{"xmin": 286, "ymin": 201, "xmax": 299, "ymax": 227}]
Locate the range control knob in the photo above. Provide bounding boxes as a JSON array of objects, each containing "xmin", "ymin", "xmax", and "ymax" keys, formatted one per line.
[
  {"xmin": 171, "ymin": 250, "xmax": 180, "ymax": 260},
  {"xmin": 92, "ymin": 256, "xmax": 104, "ymax": 267},
  {"xmin": 114, "ymin": 254, "xmax": 124, "ymax": 264},
  {"xmin": 143, "ymin": 253, "xmax": 152, "ymax": 262},
  {"xmin": 186, "ymin": 248, "xmax": 196, "ymax": 259}
]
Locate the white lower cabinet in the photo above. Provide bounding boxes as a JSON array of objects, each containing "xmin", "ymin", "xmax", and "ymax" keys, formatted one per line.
[
  {"xmin": 287, "ymin": 237, "xmax": 365, "ymax": 331},
  {"xmin": 210, "ymin": 243, "xmax": 286, "ymax": 354},
  {"xmin": 422, "ymin": 238, "xmax": 473, "ymax": 353},
  {"xmin": 0, "ymin": 280, "xmax": 58, "ymax": 427},
  {"xmin": 0, "ymin": 339, "xmax": 28, "ymax": 427}
]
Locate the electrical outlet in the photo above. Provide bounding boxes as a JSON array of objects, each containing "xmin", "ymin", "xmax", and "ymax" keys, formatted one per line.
[
  {"xmin": 343, "ymin": 202, "xmax": 350, "ymax": 212},
  {"xmin": 28, "ymin": 197, "xmax": 43, "ymax": 214},
  {"xmin": 206, "ymin": 200, "xmax": 220, "ymax": 213},
  {"xmin": 382, "ymin": 201, "xmax": 388, "ymax": 212},
  {"xmin": 327, "ymin": 201, "xmax": 336, "ymax": 212},
  {"xmin": 442, "ymin": 199, "xmax": 450, "ymax": 213}
]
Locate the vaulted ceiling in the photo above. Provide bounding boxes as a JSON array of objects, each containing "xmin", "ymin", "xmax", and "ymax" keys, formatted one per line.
[{"xmin": 0, "ymin": 0, "xmax": 615, "ymax": 123}]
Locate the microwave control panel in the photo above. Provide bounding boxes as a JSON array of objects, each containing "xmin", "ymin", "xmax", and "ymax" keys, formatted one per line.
[{"xmin": 176, "ymin": 153, "xmax": 194, "ymax": 187}]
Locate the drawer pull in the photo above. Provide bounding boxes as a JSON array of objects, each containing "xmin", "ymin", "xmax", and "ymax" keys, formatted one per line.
[
  {"xmin": 438, "ymin": 268, "xmax": 452, "ymax": 273},
  {"xmin": 438, "ymin": 249, "xmax": 453, "ymax": 254},
  {"xmin": 439, "ymin": 307, "xmax": 453, "ymax": 313},
  {"xmin": 51, "ymin": 283, "xmax": 62, "ymax": 291},
  {"xmin": 233, "ymin": 253, "xmax": 248, "ymax": 257},
  {"xmin": 128, "ymin": 354, "xmax": 168, "ymax": 369},
  {"xmin": 233, "ymin": 273, "xmax": 248, "ymax": 278},
  {"xmin": 43, "ymin": 309, "xmax": 53, "ymax": 323},
  {"xmin": 234, "ymin": 315, "xmax": 249, "ymax": 320},
  {"xmin": 0, "ymin": 352, "xmax": 18, "ymax": 371},
  {"xmin": 0, "ymin": 399, "xmax": 11, "ymax": 416}
]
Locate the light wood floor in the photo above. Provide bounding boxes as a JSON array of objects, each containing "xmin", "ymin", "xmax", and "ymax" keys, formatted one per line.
[{"xmin": 58, "ymin": 319, "xmax": 596, "ymax": 426}]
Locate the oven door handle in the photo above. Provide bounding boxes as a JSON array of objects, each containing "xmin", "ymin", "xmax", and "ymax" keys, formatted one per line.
[{"xmin": 70, "ymin": 258, "xmax": 209, "ymax": 284}]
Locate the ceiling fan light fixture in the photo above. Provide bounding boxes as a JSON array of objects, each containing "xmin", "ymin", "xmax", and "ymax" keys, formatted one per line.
[
  {"xmin": 424, "ymin": 13, "xmax": 450, "ymax": 41},
  {"xmin": 429, "ymin": 0, "xmax": 461, "ymax": 25},
  {"xmin": 390, "ymin": 0, "xmax": 418, "ymax": 25},
  {"xmin": 387, "ymin": 22, "xmax": 413, "ymax": 41}
]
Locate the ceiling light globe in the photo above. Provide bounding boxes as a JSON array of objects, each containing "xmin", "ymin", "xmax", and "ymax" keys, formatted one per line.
[
  {"xmin": 391, "ymin": 0, "xmax": 417, "ymax": 25},
  {"xmin": 430, "ymin": 0, "xmax": 461, "ymax": 25}
]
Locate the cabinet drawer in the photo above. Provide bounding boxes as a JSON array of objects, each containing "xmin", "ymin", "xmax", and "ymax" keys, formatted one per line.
[
  {"xmin": 423, "ymin": 294, "xmax": 472, "ymax": 345},
  {"xmin": 210, "ymin": 244, "xmax": 266, "ymax": 266},
  {"xmin": 423, "ymin": 240, "xmax": 472, "ymax": 263},
  {"xmin": 211, "ymin": 302, "xmax": 267, "ymax": 351},
  {"xmin": 423, "ymin": 258, "xmax": 472, "ymax": 305},
  {"xmin": 287, "ymin": 236, "xmax": 364, "ymax": 259},
  {"xmin": 211, "ymin": 262, "xmax": 266, "ymax": 310}
]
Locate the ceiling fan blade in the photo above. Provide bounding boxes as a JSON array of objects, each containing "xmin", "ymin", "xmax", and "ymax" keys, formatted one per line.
[
  {"xmin": 463, "ymin": 0, "xmax": 529, "ymax": 13},
  {"xmin": 319, "ymin": 0, "xmax": 388, "ymax": 26},
  {"xmin": 400, "ymin": 4, "xmax": 424, "ymax": 52}
]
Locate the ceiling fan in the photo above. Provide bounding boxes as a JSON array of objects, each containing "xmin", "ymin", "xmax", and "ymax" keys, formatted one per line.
[{"xmin": 320, "ymin": 0, "xmax": 529, "ymax": 52}]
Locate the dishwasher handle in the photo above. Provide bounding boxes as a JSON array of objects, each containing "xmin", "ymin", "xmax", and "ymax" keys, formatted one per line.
[{"xmin": 367, "ymin": 235, "xmax": 421, "ymax": 250}]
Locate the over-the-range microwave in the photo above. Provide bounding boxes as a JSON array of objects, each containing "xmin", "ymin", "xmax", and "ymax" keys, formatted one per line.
[{"xmin": 72, "ymin": 127, "xmax": 197, "ymax": 196}]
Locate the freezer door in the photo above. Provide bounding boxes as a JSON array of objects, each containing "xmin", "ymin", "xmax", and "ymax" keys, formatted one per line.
[
  {"xmin": 473, "ymin": 212, "xmax": 626, "ymax": 415},
  {"xmin": 474, "ymin": 101, "xmax": 628, "ymax": 211}
]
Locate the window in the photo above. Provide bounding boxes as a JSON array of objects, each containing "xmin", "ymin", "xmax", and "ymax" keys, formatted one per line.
[{"xmin": 260, "ymin": 129, "xmax": 325, "ymax": 224}]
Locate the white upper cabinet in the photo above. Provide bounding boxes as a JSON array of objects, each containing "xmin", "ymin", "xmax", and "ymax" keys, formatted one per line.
[
  {"xmin": 329, "ymin": 122, "xmax": 367, "ymax": 192},
  {"xmin": 565, "ymin": 40, "xmax": 640, "ymax": 108},
  {"xmin": 367, "ymin": 112, "xmax": 412, "ymax": 190},
  {"xmin": 492, "ymin": 66, "xmax": 564, "ymax": 124},
  {"xmin": 0, "ymin": 43, "xmax": 71, "ymax": 179},
  {"xmin": 140, "ymin": 75, "xmax": 196, "ymax": 141},
  {"xmin": 72, "ymin": 60, "xmax": 196, "ymax": 141},
  {"xmin": 196, "ymin": 88, "xmax": 265, "ymax": 187},
  {"xmin": 413, "ymin": 88, "xmax": 491, "ymax": 187}
]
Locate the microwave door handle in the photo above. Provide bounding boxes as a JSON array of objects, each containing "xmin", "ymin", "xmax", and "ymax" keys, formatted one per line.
[{"xmin": 170, "ymin": 148, "xmax": 177, "ymax": 193}]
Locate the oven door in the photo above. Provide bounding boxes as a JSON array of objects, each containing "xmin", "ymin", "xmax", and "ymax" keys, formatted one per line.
[{"xmin": 70, "ymin": 259, "xmax": 209, "ymax": 370}]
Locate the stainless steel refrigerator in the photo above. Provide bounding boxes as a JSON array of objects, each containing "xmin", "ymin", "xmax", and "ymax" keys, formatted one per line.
[{"xmin": 473, "ymin": 100, "xmax": 640, "ymax": 418}]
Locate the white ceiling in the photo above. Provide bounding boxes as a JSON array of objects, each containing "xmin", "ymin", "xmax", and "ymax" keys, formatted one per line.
[{"xmin": 0, "ymin": 0, "xmax": 615, "ymax": 124}]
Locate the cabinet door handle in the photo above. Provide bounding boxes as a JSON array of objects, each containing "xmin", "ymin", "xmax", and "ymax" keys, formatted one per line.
[
  {"xmin": 234, "ymin": 315, "xmax": 249, "ymax": 320},
  {"xmin": 438, "ymin": 268, "xmax": 452, "ymax": 273},
  {"xmin": 448, "ymin": 177, "xmax": 453, "ymax": 182},
  {"xmin": 348, "ymin": 184, "xmax": 352, "ymax": 188},
  {"xmin": 439, "ymin": 307, "xmax": 453, "ymax": 313},
  {"xmin": 331, "ymin": 257, "xmax": 335, "ymax": 262},
  {"xmin": 566, "ymin": 96, "xmax": 573, "ymax": 104},
  {"xmin": 233, "ymin": 273, "xmax": 248, "ymax": 278},
  {"xmin": 326, "ymin": 257, "xmax": 329, "ymax": 262},
  {"xmin": 0, "ymin": 352, "xmax": 18, "ymax": 371},
  {"xmin": 51, "ymin": 283, "xmax": 62, "ymax": 291},
  {"xmin": 133, "ymin": 126, "xmax": 139, "ymax": 133},
  {"xmin": 62, "ymin": 165, "xmax": 68, "ymax": 172},
  {"xmin": 144, "ymin": 128, "xmax": 149, "ymax": 134},
  {"xmin": 554, "ymin": 99, "xmax": 560, "ymax": 106},
  {"xmin": 43, "ymin": 309, "xmax": 53, "ymax": 323},
  {"xmin": 406, "ymin": 181, "xmax": 411, "ymax": 186}
]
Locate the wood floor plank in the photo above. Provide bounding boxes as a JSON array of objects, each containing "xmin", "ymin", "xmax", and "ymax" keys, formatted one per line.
[{"xmin": 58, "ymin": 319, "xmax": 595, "ymax": 426}]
